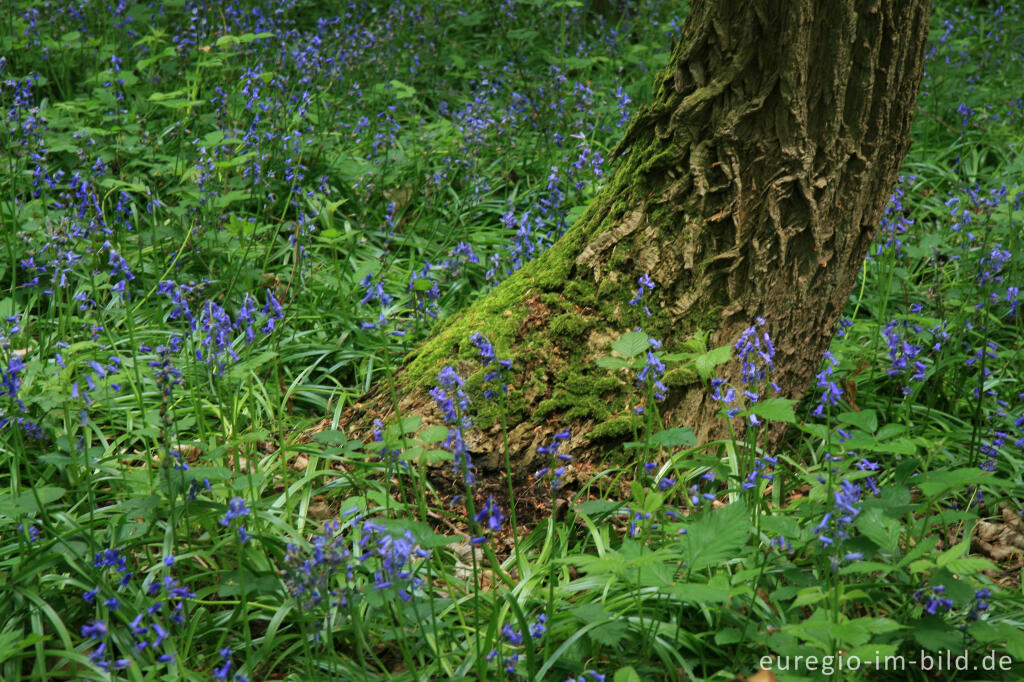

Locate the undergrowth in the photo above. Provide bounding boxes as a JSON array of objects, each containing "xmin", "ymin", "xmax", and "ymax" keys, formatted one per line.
[{"xmin": 1, "ymin": 1, "xmax": 1022, "ymax": 681}]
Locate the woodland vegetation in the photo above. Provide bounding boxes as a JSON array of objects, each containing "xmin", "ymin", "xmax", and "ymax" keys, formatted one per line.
[{"xmin": 1, "ymin": 1, "xmax": 1022, "ymax": 680}]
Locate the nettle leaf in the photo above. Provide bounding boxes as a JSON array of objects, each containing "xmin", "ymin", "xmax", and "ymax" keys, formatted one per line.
[
  {"xmin": 678, "ymin": 501, "xmax": 750, "ymax": 572},
  {"xmin": 750, "ymin": 397, "xmax": 797, "ymax": 424},
  {"xmin": 613, "ymin": 667, "xmax": 642, "ymax": 682},
  {"xmin": 595, "ymin": 356, "xmax": 629, "ymax": 370},
  {"xmin": 856, "ymin": 508, "xmax": 902, "ymax": 553},
  {"xmin": 837, "ymin": 409, "xmax": 878, "ymax": 433},
  {"xmin": 419, "ymin": 425, "xmax": 450, "ymax": 444},
  {"xmin": 611, "ymin": 331, "xmax": 650, "ymax": 358},
  {"xmin": 694, "ymin": 344, "xmax": 732, "ymax": 381},
  {"xmin": 916, "ymin": 468, "xmax": 1010, "ymax": 497},
  {"xmin": 669, "ymin": 582, "xmax": 731, "ymax": 604},
  {"xmin": 912, "ymin": 615, "xmax": 963, "ymax": 652},
  {"xmin": 648, "ymin": 427, "xmax": 697, "ymax": 448}
]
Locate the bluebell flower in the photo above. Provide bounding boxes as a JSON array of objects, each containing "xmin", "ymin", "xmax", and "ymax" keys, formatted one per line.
[
  {"xmin": 636, "ymin": 344, "xmax": 667, "ymax": 401},
  {"xmin": 914, "ymin": 584, "xmax": 954, "ymax": 615},
  {"xmin": 430, "ymin": 366, "xmax": 475, "ymax": 484},
  {"xmin": 220, "ymin": 497, "xmax": 250, "ymax": 526},
  {"xmin": 812, "ymin": 350, "xmax": 843, "ymax": 418},
  {"xmin": 473, "ymin": 496, "xmax": 505, "ymax": 537}
]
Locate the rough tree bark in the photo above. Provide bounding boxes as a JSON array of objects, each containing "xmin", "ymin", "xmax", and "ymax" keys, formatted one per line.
[{"xmin": 341, "ymin": 0, "xmax": 932, "ymax": 479}]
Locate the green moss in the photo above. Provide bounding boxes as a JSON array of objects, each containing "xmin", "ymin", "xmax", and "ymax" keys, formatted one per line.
[
  {"xmin": 563, "ymin": 280, "xmax": 597, "ymax": 307},
  {"xmin": 565, "ymin": 373, "xmax": 620, "ymax": 395},
  {"xmin": 535, "ymin": 394, "xmax": 572, "ymax": 420},
  {"xmin": 597, "ymin": 279, "xmax": 620, "ymax": 301},
  {"xmin": 588, "ymin": 415, "xmax": 635, "ymax": 441},
  {"xmin": 663, "ymin": 366, "xmax": 699, "ymax": 387},
  {"xmin": 549, "ymin": 313, "xmax": 595, "ymax": 339},
  {"xmin": 565, "ymin": 398, "xmax": 612, "ymax": 421}
]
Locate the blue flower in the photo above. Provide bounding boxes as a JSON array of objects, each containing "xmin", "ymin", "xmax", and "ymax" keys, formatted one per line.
[{"xmin": 220, "ymin": 497, "xmax": 251, "ymax": 526}]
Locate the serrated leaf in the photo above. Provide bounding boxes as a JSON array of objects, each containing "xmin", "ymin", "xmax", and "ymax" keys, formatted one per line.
[
  {"xmin": 678, "ymin": 501, "xmax": 750, "ymax": 572},
  {"xmin": 943, "ymin": 557, "xmax": 997, "ymax": 573},
  {"xmin": 589, "ymin": 620, "xmax": 629, "ymax": 647},
  {"xmin": 694, "ymin": 344, "xmax": 732, "ymax": 380},
  {"xmin": 595, "ymin": 356, "xmax": 629, "ymax": 370},
  {"xmin": 857, "ymin": 508, "xmax": 901, "ymax": 553},
  {"xmin": 936, "ymin": 537, "xmax": 971, "ymax": 567},
  {"xmin": 912, "ymin": 616, "xmax": 962, "ymax": 652},
  {"xmin": 611, "ymin": 331, "xmax": 649, "ymax": 359},
  {"xmin": 648, "ymin": 427, "xmax": 697, "ymax": 448},
  {"xmin": 837, "ymin": 409, "xmax": 877, "ymax": 433},
  {"xmin": 792, "ymin": 587, "xmax": 826, "ymax": 607},
  {"xmin": 669, "ymin": 583, "xmax": 731, "ymax": 604},
  {"xmin": 750, "ymin": 397, "xmax": 797, "ymax": 423},
  {"xmin": 312, "ymin": 430, "xmax": 348, "ymax": 445},
  {"xmin": 614, "ymin": 666, "xmax": 641, "ymax": 682},
  {"xmin": 419, "ymin": 425, "xmax": 449, "ymax": 444}
]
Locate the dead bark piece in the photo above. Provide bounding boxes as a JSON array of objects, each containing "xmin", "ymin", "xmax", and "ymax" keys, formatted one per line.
[{"xmin": 973, "ymin": 504, "xmax": 1024, "ymax": 563}]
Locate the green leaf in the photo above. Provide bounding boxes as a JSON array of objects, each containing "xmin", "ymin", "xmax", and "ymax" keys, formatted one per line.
[
  {"xmin": 838, "ymin": 561, "xmax": 895, "ymax": 576},
  {"xmin": 0, "ymin": 632, "xmax": 45, "ymax": 663},
  {"xmin": 614, "ymin": 667, "xmax": 641, "ymax": 682},
  {"xmin": 575, "ymin": 500, "xmax": 624, "ymax": 517},
  {"xmin": 943, "ymin": 557, "xmax": 996, "ymax": 574},
  {"xmin": 0, "ymin": 487, "xmax": 66, "ymax": 515},
  {"xmin": 792, "ymin": 587, "xmax": 826, "ymax": 607},
  {"xmin": 678, "ymin": 501, "xmax": 750, "ymax": 572},
  {"xmin": 611, "ymin": 331, "xmax": 650, "ymax": 359},
  {"xmin": 669, "ymin": 582, "xmax": 731, "ymax": 604},
  {"xmin": 750, "ymin": 397, "xmax": 797, "ymax": 423},
  {"xmin": 399, "ymin": 416, "xmax": 422, "ymax": 433},
  {"xmin": 312, "ymin": 430, "xmax": 348, "ymax": 445},
  {"xmin": 589, "ymin": 620, "xmax": 629, "ymax": 647},
  {"xmin": 595, "ymin": 356, "xmax": 629, "ymax": 370},
  {"xmin": 911, "ymin": 615, "xmax": 963, "ymax": 652},
  {"xmin": 837, "ymin": 409, "xmax": 877, "ymax": 433},
  {"xmin": 419, "ymin": 425, "xmax": 450, "ymax": 444},
  {"xmin": 648, "ymin": 427, "xmax": 697, "ymax": 448},
  {"xmin": 694, "ymin": 344, "xmax": 732, "ymax": 381},
  {"xmin": 857, "ymin": 508, "xmax": 902, "ymax": 553},
  {"xmin": 916, "ymin": 468, "xmax": 1010, "ymax": 497}
]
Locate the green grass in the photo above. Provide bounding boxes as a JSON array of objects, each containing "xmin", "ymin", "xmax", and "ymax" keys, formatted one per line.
[{"xmin": 1, "ymin": 1, "xmax": 1022, "ymax": 680}]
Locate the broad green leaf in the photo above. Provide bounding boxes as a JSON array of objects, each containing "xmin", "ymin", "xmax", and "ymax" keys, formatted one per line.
[
  {"xmin": 678, "ymin": 501, "xmax": 750, "ymax": 572},
  {"xmin": 857, "ymin": 508, "xmax": 902, "ymax": 552},
  {"xmin": 911, "ymin": 616, "xmax": 963, "ymax": 652},
  {"xmin": 694, "ymin": 344, "xmax": 732, "ymax": 381},
  {"xmin": 648, "ymin": 427, "xmax": 697, "ymax": 448},
  {"xmin": 595, "ymin": 356, "xmax": 629, "ymax": 370},
  {"xmin": 837, "ymin": 409, "xmax": 877, "ymax": 433},
  {"xmin": 312, "ymin": 430, "xmax": 348, "ymax": 445},
  {"xmin": 917, "ymin": 468, "xmax": 1012, "ymax": 497},
  {"xmin": 611, "ymin": 331, "xmax": 650, "ymax": 359},
  {"xmin": 669, "ymin": 583, "xmax": 731, "ymax": 604},
  {"xmin": 614, "ymin": 667, "xmax": 641, "ymax": 682},
  {"xmin": 792, "ymin": 587, "xmax": 826, "ymax": 607},
  {"xmin": 750, "ymin": 397, "xmax": 797, "ymax": 423},
  {"xmin": 0, "ymin": 487, "xmax": 66, "ymax": 514},
  {"xmin": 419, "ymin": 425, "xmax": 450, "ymax": 444}
]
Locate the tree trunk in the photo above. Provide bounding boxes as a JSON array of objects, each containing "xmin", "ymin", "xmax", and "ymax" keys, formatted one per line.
[{"xmin": 342, "ymin": 0, "xmax": 931, "ymax": 478}]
